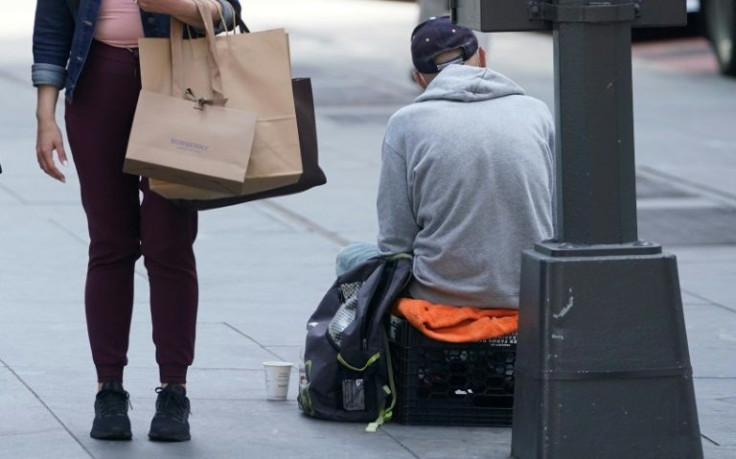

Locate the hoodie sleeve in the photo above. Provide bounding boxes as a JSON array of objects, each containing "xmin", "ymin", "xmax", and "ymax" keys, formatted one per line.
[{"xmin": 377, "ymin": 141, "xmax": 419, "ymax": 255}]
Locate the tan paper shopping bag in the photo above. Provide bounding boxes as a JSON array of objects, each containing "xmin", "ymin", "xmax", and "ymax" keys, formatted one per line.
[
  {"xmin": 137, "ymin": 13, "xmax": 302, "ymax": 197},
  {"xmin": 124, "ymin": 1, "xmax": 260, "ymax": 193},
  {"xmin": 125, "ymin": 90, "xmax": 257, "ymax": 194}
]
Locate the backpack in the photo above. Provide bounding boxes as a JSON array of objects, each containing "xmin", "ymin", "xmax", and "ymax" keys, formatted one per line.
[{"xmin": 297, "ymin": 254, "xmax": 412, "ymax": 432}]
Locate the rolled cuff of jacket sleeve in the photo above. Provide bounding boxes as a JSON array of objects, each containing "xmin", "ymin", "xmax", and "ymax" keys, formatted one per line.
[{"xmin": 32, "ymin": 63, "xmax": 67, "ymax": 89}]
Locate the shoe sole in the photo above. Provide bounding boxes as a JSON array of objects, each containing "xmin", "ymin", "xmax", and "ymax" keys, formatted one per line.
[
  {"xmin": 148, "ymin": 432, "xmax": 191, "ymax": 442},
  {"xmin": 90, "ymin": 430, "xmax": 132, "ymax": 441}
]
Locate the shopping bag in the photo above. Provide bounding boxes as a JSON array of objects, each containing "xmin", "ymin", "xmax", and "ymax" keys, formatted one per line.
[
  {"xmin": 134, "ymin": 6, "xmax": 303, "ymax": 196},
  {"xmin": 125, "ymin": 90, "xmax": 257, "ymax": 193},
  {"xmin": 124, "ymin": 1, "xmax": 259, "ymax": 193},
  {"xmin": 149, "ymin": 77, "xmax": 326, "ymax": 209}
]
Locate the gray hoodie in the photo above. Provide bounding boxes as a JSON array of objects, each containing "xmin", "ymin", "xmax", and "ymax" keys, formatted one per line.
[{"xmin": 377, "ymin": 65, "xmax": 555, "ymax": 309}]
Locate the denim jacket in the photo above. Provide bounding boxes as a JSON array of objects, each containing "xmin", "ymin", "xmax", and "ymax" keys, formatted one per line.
[{"xmin": 32, "ymin": 0, "xmax": 241, "ymax": 101}]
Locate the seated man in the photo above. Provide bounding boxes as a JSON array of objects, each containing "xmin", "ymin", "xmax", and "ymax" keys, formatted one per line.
[{"xmin": 337, "ymin": 16, "xmax": 555, "ymax": 310}]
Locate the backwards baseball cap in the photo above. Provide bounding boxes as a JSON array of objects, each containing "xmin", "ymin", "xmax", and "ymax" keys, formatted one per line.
[{"xmin": 411, "ymin": 15, "xmax": 478, "ymax": 74}]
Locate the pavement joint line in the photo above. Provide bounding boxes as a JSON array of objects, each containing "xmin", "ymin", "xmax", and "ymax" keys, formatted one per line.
[
  {"xmin": 251, "ymin": 202, "xmax": 306, "ymax": 232},
  {"xmin": 0, "ymin": 69, "xmax": 30, "ymax": 88},
  {"xmin": 47, "ymin": 218, "xmax": 87, "ymax": 245},
  {"xmin": 701, "ymin": 433, "xmax": 721, "ymax": 447},
  {"xmin": 0, "ymin": 182, "xmax": 29, "ymax": 204},
  {"xmin": 0, "ymin": 356, "xmax": 96, "ymax": 459},
  {"xmin": 222, "ymin": 322, "xmax": 286, "ymax": 361},
  {"xmin": 380, "ymin": 428, "xmax": 422, "ymax": 459},
  {"xmin": 681, "ymin": 289, "xmax": 736, "ymax": 314},
  {"xmin": 257, "ymin": 200, "xmax": 350, "ymax": 247},
  {"xmin": 638, "ymin": 166, "xmax": 736, "ymax": 208},
  {"xmin": 46, "ymin": 218, "xmax": 149, "ymax": 280}
]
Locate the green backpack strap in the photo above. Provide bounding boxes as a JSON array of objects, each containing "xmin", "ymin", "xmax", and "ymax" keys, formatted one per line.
[{"xmin": 365, "ymin": 332, "xmax": 398, "ymax": 433}]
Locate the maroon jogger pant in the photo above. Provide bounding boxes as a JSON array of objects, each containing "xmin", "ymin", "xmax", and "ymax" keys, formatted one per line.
[{"xmin": 65, "ymin": 40, "xmax": 198, "ymax": 384}]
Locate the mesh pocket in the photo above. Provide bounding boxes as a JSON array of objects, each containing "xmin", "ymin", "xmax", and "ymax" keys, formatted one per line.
[
  {"xmin": 341, "ymin": 379, "xmax": 366, "ymax": 411},
  {"xmin": 327, "ymin": 282, "xmax": 361, "ymax": 349}
]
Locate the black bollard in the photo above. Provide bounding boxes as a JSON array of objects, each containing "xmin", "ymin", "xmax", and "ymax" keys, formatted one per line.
[{"xmin": 451, "ymin": 1, "xmax": 704, "ymax": 457}]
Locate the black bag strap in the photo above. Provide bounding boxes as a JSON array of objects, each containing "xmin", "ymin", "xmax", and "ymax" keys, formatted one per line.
[
  {"xmin": 237, "ymin": 16, "xmax": 250, "ymax": 33},
  {"xmin": 229, "ymin": 1, "xmax": 250, "ymax": 33},
  {"xmin": 338, "ymin": 255, "xmax": 412, "ymax": 369}
]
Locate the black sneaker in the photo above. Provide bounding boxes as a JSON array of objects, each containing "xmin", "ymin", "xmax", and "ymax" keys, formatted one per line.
[
  {"xmin": 148, "ymin": 384, "xmax": 191, "ymax": 442},
  {"xmin": 90, "ymin": 381, "xmax": 132, "ymax": 440}
]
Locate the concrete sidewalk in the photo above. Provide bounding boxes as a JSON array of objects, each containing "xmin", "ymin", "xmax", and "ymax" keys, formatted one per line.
[{"xmin": 1, "ymin": 1, "xmax": 735, "ymax": 458}]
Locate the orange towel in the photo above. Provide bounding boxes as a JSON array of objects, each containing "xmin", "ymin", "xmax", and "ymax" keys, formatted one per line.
[{"xmin": 393, "ymin": 298, "xmax": 518, "ymax": 343}]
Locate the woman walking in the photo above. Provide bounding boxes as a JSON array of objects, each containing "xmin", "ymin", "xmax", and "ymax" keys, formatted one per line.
[{"xmin": 32, "ymin": 0, "xmax": 240, "ymax": 442}]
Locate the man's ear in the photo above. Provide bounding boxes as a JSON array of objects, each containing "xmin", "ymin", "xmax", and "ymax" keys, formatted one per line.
[
  {"xmin": 412, "ymin": 70, "xmax": 428, "ymax": 89},
  {"xmin": 478, "ymin": 46, "xmax": 487, "ymax": 68}
]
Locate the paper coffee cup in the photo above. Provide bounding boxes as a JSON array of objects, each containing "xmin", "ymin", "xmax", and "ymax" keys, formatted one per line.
[{"xmin": 263, "ymin": 361, "xmax": 293, "ymax": 401}]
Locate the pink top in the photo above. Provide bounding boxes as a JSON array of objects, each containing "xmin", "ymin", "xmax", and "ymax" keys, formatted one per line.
[{"xmin": 94, "ymin": 0, "xmax": 145, "ymax": 48}]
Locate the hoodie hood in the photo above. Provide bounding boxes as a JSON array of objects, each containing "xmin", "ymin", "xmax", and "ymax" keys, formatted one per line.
[{"xmin": 415, "ymin": 65, "xmax": 525, "ymax": 104}]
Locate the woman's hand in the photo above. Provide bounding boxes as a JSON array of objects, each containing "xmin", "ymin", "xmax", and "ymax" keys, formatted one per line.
[
  {"xmin": 36, "ymin": 119, "xmax": 68, "ymax": 183},
  {"xmin": 137, "ymin": 0, "xmax": 222, "ymax": 29},
  {"xmin": 36, "ymin": 86, "xmax": 67, "ymax": 183}
]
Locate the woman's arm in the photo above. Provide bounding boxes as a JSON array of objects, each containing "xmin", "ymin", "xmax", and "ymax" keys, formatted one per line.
[
  {"xmin": 36, "ymin": 85, "xmax": 68, "ymax": 183},
  {"xmin": 137, "ymin": 0, "xmax": 224, "ymax": 29},
  {"xmin": 33, "ymin": 0, "xmax": 74, "ymax": 182}
]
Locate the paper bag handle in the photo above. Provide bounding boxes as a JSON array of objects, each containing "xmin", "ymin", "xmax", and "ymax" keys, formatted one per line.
[{"xmin": 170, "ymin": 0, "xmax": 226, "ymax": 105}]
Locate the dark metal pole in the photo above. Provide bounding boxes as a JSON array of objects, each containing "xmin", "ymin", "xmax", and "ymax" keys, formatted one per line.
[{"xmin": 553, "ymin": 2, "xmax": 638, "ymax": 244}]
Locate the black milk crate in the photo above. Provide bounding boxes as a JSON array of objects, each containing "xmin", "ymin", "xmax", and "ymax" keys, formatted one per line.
[{"xmin": 387, "ymin": 315, "xmax": 516, "ymax": 426}]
